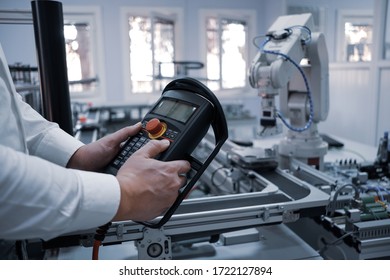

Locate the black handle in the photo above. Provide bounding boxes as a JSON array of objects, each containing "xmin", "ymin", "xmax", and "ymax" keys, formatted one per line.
[
  {"xmin": 138, "ymin": 77, "xmax": 228, "ymax": 228},
  {"xmin": 163, "ymin": 77, "xmax": 228, "ymax": 145}
]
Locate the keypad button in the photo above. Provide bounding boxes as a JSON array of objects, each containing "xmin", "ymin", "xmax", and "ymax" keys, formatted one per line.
[{"xmin": 110, "ymin": 130, "xmax": 152, "ymax": 171}]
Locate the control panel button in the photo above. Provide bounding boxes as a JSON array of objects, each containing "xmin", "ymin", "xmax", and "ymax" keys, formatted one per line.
[{"xmin": 146, "ymin": 118, "xmax": 167, "ymax": 138}]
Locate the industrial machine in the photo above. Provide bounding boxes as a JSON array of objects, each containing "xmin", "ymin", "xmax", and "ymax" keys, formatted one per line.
[
  {"xmin": 243, "ymin": 13, "xmax": 390, "ymax": 259},
  {"xmin": 51, "ymin": 135, "xmax": 329, "ymax": 260},
  {"xmin": 42, "ymin": 14, "xmax": 390, "ymax": 261},
  {"xmin": 51, "ymin": 15, "xmax": 332, "ymax": 257},
  {"xmin": 17, "ymin": 0, "xmax": 389, "ymax": 260},
  {"xmin": 249, "ymin": 13, "xmax": 329, "ymax": 170}
]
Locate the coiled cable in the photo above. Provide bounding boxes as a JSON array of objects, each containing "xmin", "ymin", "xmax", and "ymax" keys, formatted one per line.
[{"xmin": 92, "ymin": 222, "xmax": 111, "ymax": 260}]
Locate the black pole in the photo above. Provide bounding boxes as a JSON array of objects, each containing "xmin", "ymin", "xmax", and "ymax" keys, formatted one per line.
[{"xmin": 31, "ymin": 0, "xmax": 74, "ymax": 135}]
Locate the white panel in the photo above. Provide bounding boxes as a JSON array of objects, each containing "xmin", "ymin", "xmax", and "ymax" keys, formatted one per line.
[
  {"xmin": 319, "ymin": 67, "xmax": 377, "ymax": 146},
  {"xmin": 377, "ymin": 68, "xmax": 390, "ymax": 142}
]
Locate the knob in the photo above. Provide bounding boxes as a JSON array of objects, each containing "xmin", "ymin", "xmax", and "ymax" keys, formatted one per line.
[{"xmin": 146, "ymin": 118, "xmax": 167, "ymax": 138}]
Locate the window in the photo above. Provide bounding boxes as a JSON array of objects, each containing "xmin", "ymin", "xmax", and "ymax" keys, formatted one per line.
[
  {"xmin": 0, "ymin": 8, "xmax": 103, "ymax": 99},
  {"xmin": 344, "ymin": 22, "xmax": 373, "ymax": 62},
  {"xmin": 63, "ymin": 9, "xmax": 102, "ymax": 97},
  {"xmin": 206, "ymin": 17, "xmax": 248, "ymax": 91},
  {"xmin": 337, "ymin": 10, "xmax": 373, "ymax": 62},
  {"xmin": 64, "ymin": 23, "xmax": 96, "ymax": 93},
  {"xmin": 127, "ymin": 13, "xmax": 176, "ymax": 94}
]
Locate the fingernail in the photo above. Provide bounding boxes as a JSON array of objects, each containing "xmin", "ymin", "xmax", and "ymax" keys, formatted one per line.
[{"xmin": 161, "ymin": 139, "xmax": 170, "ymax": 146}]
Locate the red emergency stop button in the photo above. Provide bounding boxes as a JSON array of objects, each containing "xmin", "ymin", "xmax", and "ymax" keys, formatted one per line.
[{"xmin": 146, "ymin": 118, "xmax": 167, "ymax": 138}]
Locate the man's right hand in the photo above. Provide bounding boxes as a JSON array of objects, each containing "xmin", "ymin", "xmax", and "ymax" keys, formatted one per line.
[{"xmin": 113, "ymin": 139, "xmax": 191, "ymax": 222}]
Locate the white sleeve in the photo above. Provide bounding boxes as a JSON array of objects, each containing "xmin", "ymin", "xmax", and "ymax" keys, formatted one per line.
[
  {"xmin": 0, "ymin": 144, "xmax": 121, "ymax": 241},
  {"xmin": 15, "ymin": 94, "xmax": 84, "ymax": 167}
]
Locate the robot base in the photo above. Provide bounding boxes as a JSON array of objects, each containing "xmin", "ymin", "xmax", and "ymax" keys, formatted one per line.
[{"xmin": 277, "ymin": 129, "xmax": 328, "ymax": 170}]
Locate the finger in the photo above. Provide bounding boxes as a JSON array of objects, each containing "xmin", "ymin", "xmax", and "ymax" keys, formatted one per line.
[
  {"xmin": 172, "ymin": 160, "xmax": 192, "ymax": 174},
  {"xmin": 113, "ymin": 122, "xmax": 142, "ymax": 143},
  {"xmin": 114, "ymin": 122, "xmax": 142, "ymax": 142},
  {"xmin": 135, "ymin": 139, "xmax": 170, "ymax": 158}
]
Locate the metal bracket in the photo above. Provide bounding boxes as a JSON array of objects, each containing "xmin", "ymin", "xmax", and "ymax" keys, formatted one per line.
[
  {"xmin": 136, "ymin": 228, "xmax": 172, "ymax": 260},
  {"xmin": 282, "ymin": 210, "xmax": 300, "ymax": 223}
]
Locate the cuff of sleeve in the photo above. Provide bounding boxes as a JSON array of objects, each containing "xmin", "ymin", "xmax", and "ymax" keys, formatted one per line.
[
  {"xmin": 36, "ymin": 128, "xmax": 84, "ymax": 167},
  {"xmin": 71, "ymin": 170, "xmax": 121, "ymax": 230}
]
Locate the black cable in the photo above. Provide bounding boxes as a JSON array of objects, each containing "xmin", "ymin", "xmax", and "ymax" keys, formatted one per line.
[
  {"xmin": 92, "ymin": 222, "xmax": 111, "ymax": 260},
  {"xmin": 317, "ymin": 231, "xmax": 357, "ymax": 257},
  {"xmin": 253, "ymin": 25, "xmax": 315, "ymax": 133},
  {"xmin": 327, "ymin": 183, "xmax": 361, "ymax": 217}
]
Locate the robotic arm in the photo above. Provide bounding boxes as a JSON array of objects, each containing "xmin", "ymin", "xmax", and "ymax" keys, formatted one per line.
[
  {"xmin": 249, "ymin": 19, "xmax": 310, "ymax": 95},
  {"xmin": 249, "ymin": 13, "xmax": 329, "ymax": 170},
  {"xmin": 249, "ymin": 13, "xmax": 329, "ymax": 134}
]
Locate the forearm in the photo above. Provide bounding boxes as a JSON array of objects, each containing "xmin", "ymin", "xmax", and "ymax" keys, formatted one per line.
[{"xmin": 0, "ymin": 145, "xmax": 120, "ymax": 241}]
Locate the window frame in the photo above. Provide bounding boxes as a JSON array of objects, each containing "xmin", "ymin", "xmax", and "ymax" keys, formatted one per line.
[
  {"xmin": 199, "ymin": 9, "xmax": 257, "ymax": 96},
  {"xmin": 63, "ymin": 6, "xmax": 106, "ymax": 102},
  {"xmin": 336, "ymin": 9, "xmax": 374, "ymax": 63},
  {"xmin": 0, "ymin": 6, "xmax": 105, "ymax": 103},
  {"xmin": 120, "ymin": 7, "xmax": 184, "ymax": 101}
]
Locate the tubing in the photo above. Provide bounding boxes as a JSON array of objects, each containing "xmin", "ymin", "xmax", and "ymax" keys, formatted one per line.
[{"xmin": 31, "ymin": 0, "xmax": 74, "ymax": 135}]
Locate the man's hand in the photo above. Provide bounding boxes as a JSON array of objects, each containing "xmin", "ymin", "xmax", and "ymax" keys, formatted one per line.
[
  {"xmin": 67, "ymin": 122, "xmax": 191, "ymax": 222},
  {"xmin": 113, "ymin": 139, "xmax": 191, "ymax": 222},
  {"xmin": 67, "ymin": 123, "xmax": 142, "ymax": 171}
]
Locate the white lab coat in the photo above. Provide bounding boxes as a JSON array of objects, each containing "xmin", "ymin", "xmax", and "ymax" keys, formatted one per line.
[{"xmin": 0, "ymin": 45, "xmax": 120, "ymax": 241}]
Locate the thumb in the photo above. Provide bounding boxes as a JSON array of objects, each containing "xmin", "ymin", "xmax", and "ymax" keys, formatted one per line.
[{"xmin": 135, "ymin": 139, "xmax": 170, "ymax": 158}]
